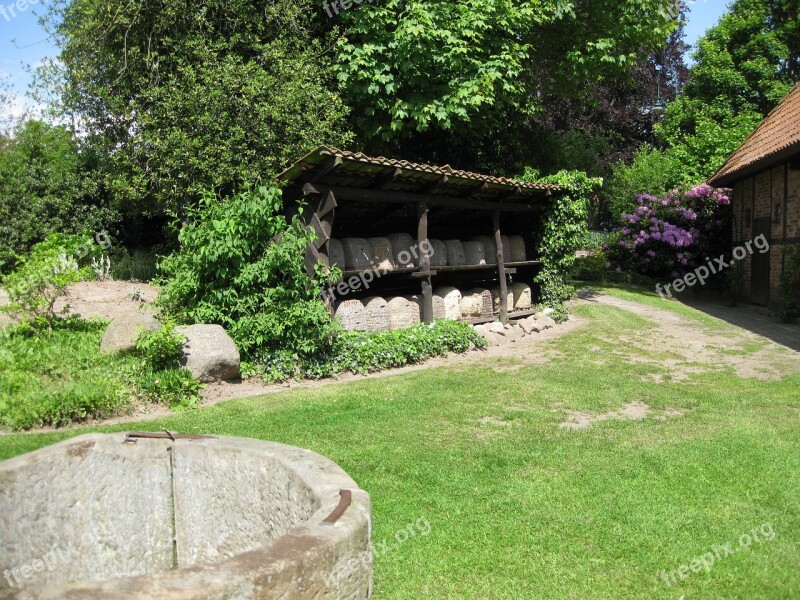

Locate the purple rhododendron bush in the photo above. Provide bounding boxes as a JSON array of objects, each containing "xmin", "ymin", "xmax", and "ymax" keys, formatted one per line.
[{"xmin": 606, "ymin": 184, "xmax": 732, "ymax": 279}]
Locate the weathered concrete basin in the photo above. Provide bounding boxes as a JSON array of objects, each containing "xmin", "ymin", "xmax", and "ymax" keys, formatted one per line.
[{"xmin": 0, "ymin": 433, "xmax": 372, "ymax": 599}]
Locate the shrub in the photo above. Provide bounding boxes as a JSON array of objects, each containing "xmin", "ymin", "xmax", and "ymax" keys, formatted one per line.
[
  {"xmin": 111, "ymin": 249, "xmax": 159, "ymax": 282},
  {"xmin": 1, "ymin": 233, "xmax": 103, "ymax": 327},
  {"xmin": 605, "ymin": 145, "xmax": 682, "ymax": 221},
  {"xmin": 778, "ymin": 246, "xmax": 800, "ymax": 323},
  {"xmin": 606, "ymin": 183, "xmax": 731, "ymax": 282},
  {"xmin": 156, "ymin": 184, "xmax": 337, "ymax": 375},
  {"xmin": 135, "ymin": 323, "xmax": 185, "ymax": 371},
  {"xmin": 247, "ymin": 320, "xmax": 488, "ymax": 382}
]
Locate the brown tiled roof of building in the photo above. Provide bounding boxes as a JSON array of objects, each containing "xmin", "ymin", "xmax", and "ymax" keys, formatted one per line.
[
  {"xmin": 278, "ymin": 145, "xmax": 561, "ymax": 203},
  {"xmin": 709, "ymin": 83, "xmax": 800, "ymax": 185}
]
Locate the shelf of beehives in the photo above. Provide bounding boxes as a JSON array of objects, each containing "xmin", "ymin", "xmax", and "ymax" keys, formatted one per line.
[{"xmin": 337, "ymin": 260, "xmax": 543, "ymax": 279}]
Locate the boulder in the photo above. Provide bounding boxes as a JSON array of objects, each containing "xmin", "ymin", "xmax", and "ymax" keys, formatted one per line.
[
  {"xmin": 176, "ymin": 324, "xmax": 240, "ymax": 382},
  {"xmin": 487, "ymin": 321, "xmax": 505, "ymax": 335},
  {"xmin": 100, "ymin": 313, "xmax": 161, "ymax": 353},
  {"xmin": 519, "ymin": 318, "xmax": 535, "ymax": 335},
  {"xmin": 539, "ymin": 316, "xmax": 557, "ymax": 330}
]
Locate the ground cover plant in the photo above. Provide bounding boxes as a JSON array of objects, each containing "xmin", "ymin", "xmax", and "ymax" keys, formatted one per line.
[
  {"xmin": 0, "ymin": 318, "xmax": 201, "ymax": 430},
  {"xmin": 2, "ymin": 286, "xmax": 797, "ymax": 598}
]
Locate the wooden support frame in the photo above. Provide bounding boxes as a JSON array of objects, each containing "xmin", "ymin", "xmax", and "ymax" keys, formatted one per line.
[
  {"xmin": 417, "ymin": 202, "xmax": 434, "ymax": 323},
  {"xmin": 301, "ymin": 183, "xmax": 543, "ymax": 213},
  {"xmin": 494, "ymin": 210, "xmax": 509, "ymax": 324}
]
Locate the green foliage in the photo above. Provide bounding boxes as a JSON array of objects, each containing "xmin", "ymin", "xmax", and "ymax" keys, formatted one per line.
[
  {"xmin": 584, "ymin": 231, "xmax": 609, "ymax": 252},
  {"xmin": 778, "ymin": 246, "xmax": 800, "ymax": 323},
  {"xmin": 111, "ymin": 249, "xmax": 159, "ymax": 282},
  {"xmin": 0, "ymin": 318, "xmax": 130, "ymax": 429},
  {"xmin": 521, "ymin": 169, "xmax": 602, "ymax": 322},
  {"xmin": 135, "ymin": 324, "xmax": 185, "ymax": 371},
  {"xmin": 45, "ymin": 0, "xmax": 351, "ymax": 217},
  {"xmin": 156, "ymin": 184, "xmax": 337, "ymax": 372},
  {"xmin": 1, "ymin": 233, "xmax": 100, "ymax": 326},
  {"xmin": 137, "ymin": 369, "xmax": 202, "ymax": 412},
  {"xmin": 654, "ymin": 0, "xmax": 797, "ymax": 181},
  {"xmin": 249, "ymin": 320, "xmax": 487, "ymax": 382},
  {"xmin": 0, "ymin": 120, "xmax": 116, "ymax": 273},
  {"xmin": 606, "ymin": 145, "xmax": 682, "ymax": 220},
  {"xmin": 336, "ymin": 0, "xmax": 677, "ymax": 141},
  {"xmin": 0, "ymin": 316, "xmax": 202, "ymax": 429}
]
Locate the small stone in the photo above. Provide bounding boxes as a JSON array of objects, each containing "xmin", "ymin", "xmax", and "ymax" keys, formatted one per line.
[
  {"xmin": 519, "ymin": 319, "xmax": 535, "ymax": 335},
  {"xmin": 175, "ymin": 324, "xmax": 240, "ymax": 382}
]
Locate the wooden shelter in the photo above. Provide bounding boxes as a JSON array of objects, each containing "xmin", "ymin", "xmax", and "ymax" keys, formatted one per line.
[{"xmin": 278, "ymin": 146, "xmax": 563, "ymax": 324}]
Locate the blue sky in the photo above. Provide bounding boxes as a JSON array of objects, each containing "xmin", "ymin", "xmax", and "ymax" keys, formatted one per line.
[{"xmin": 1, "ymin": 1, "xmax": 731, "ymax": 119}]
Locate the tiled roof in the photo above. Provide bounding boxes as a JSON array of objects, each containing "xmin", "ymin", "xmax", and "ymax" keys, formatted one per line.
[
  {"xmin": 709, "ymin": 83, "xmax": 800, "ymax": 185},
  {"xmin": 278, "ymin": 146, "xmax": 561, "ymax": 202}
]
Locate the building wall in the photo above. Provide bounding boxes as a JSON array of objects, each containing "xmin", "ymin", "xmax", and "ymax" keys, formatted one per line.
[{"xmin": 729, "ymin": 156, "xmax": 800, "ymax": 306}]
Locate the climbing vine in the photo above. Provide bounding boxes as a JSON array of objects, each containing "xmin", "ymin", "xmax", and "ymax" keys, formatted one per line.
[{"xmin": 521, "ymin": 168, "xmax": 602, "ymax": 322}]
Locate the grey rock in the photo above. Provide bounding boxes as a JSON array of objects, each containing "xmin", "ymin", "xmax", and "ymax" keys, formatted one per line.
[
  {"xmin": 539, "ymin": 316, "xmax": 557, "ymax": 330},
  {"xmin": 487, "ymin": 321, "xmax": 505, "ymax": 334},
  {"xmin": 100, "ymin": 313, "xmax": 161, "ymax": 353},
  {"xmin": 519, "ymin": 318, "xmax": 535, "ymax": 335},
  {"xmin": 176, "ymin": 324, "xmax": 240, "ymax": 382}
]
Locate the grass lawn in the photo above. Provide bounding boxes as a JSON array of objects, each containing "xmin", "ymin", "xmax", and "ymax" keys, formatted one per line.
[{"xmin": 1, "ymin": 286, "xmax": 798, "ymax": 598}]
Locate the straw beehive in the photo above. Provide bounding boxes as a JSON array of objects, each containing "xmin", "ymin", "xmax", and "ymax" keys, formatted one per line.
[
  {"xmin": 489, "ymin": 287, "xmax": 514, "ymax": 313},
  {"xmin": 361, "ymin": 296, "xmax": 391, "ymax": 332},
  {"xmin": 433, "ymin": 286, "xmax": 462, "ymax": 320},
  {"xmin": 471, "ymin": 235, "xmax": 497, "ymax": 264},
  {"xmin": 386, "ymin": 296, "xmax": 421, "ymax": 330},
  {"xmin": 463, "ymin": 241, "xmax": 486, "ymax": 265},
  {"xmin": 460, "ymin": 290, "xmax": 485, "ymax": 318},
  {"xmin": 386, "ymin": 233, "xmax": 417, "ymax": 267},
  {"xmin": 341, "ymin": 238, "xmax": 372, "ymax": 270},
  {"xmin": 467, "ymin": 288, "xmax": 493, "ymax": 318},
  {"xmin": 428, "ymin": 239, "xmax": 448, "ymax": 267},
  {"xmin": 509, "ymin": 235, "xmax": 526, "ymax": 262},
  {"xmin": 510, "ymin": 282, "xmax": 532, "ymax": 310},
  {"xmin": 500, "ymin": 235, "xmax": 511, "ymax": 262},
  {"xmin": 432, "ymin": 294, "xmax": 446, "ymax": 320},
  {"xmin": 328, "ymin": 239, "xmax": 346, "ymax": 269},
  {"xmin": 444, "ymin": 240, "xmax": 466, "ymax": 266},
  {"xmin": 334, "ymin": 299, "xmax": 368, "ymax": 331},
  {"xmin": 366, "ymin": 237, "xmax": 395, "ymax": 271}
]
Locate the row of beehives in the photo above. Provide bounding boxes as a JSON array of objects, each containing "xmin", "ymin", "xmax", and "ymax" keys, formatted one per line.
[
  {"xmin": 328, "ymin": 233, "xmax": 527, "ymax": 271},
  {"xmin": 334, "ymin": 283, "xmax": 533, "ymax": 331}
]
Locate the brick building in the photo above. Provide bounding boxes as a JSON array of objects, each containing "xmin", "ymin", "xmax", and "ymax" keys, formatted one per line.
[{"xmin": 709, "ymin": 83, "xmax": 800, "ymax": 306}]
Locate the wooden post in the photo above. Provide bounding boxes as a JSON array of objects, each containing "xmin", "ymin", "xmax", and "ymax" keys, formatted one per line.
[
  {"xmin": 494, "ymin": 210, "xmax": 508, "ymax": 324},
  {"xmin": 417, "ymin": 202, "xmax": 433, "ymax": 324}
]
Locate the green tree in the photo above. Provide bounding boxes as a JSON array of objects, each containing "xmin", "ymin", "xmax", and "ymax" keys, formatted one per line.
[
  {"xmin": 654, "ymin": 0, "xmax": 797, "ymax": 181},
  {"xmin": 335, "ymin": 0, "xmax": 679, "ymax": 145},
  {"xmin": 606, "ymin": 145, "xmax": 682, "ymax": 220},
  {"xmin": 42, "ymin": 0, "xmax": 352, "ymax": 217},
  {"xmin": 0, "ymin": 120, "xmax": 115, "ymax": 273}
]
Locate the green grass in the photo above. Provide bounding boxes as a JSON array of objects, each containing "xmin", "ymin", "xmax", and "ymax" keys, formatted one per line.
[{"xmin": 1, "ymin": 287, "xmax": 798, "ymax": 598}]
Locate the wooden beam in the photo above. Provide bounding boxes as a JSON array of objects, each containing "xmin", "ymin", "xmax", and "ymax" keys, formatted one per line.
[
  {"xmin": 494, "ymin": 210, "xmax": 508, "ymax": 324},
  {"xmin": 467, "ymin": 182, "xmax": 489, "ymax": 198},
  {"xmin": 421, "ymin": 174, "xmax": 449, "ymax": 194},
  {"xmin": 417, "ymin": 202, "xmax": 433, "ymax": 324},
  {"xmin": 301, "ymin": 183, "xmax": 540, "ymax": 213},
  {"xmin": 302, "ymin": 155, "xmax": 343, "ymax": 183},
  {"xmin": 370, "ymin": 167, "xmax": 403, "ymax": 189}
]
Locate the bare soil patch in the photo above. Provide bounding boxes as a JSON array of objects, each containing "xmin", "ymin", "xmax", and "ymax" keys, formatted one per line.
[{"xmin": 559, "ymin": 400, "xmax": 688, "ymax": 430}]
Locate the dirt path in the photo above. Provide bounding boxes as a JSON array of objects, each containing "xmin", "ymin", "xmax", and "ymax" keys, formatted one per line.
[
  {"xmin": 578, "ymin": 290, "xmax": 800, "ymax": 382},
  {"xmin": 4, "ymin": 284, "xmax": 798, "ymax": 434}
]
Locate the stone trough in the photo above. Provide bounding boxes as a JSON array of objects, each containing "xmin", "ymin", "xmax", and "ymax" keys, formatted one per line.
[{"xmin": 0, "ymin": 433, "xmax": 372, "ymax": 599}]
